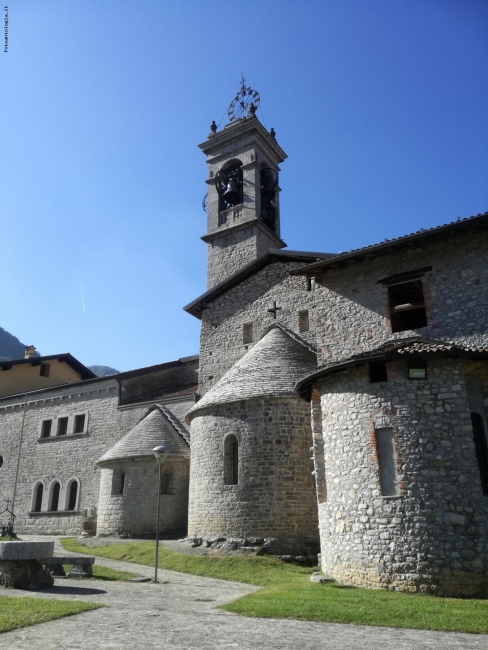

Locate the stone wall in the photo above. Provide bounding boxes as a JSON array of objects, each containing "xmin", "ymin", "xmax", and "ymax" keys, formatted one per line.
[
  {"xmin": 0, "ymin": 380, "xmax": 194, "ymax": 536},
  {"xmin": 312, "ymin": 231, "xmax": 488, "ymax": 366},
  {"xmin": 206, "ymin": 224, "xmax": 280, "ymax": 290},
  {"xmin": 0, "ymin": 379, "xmax": 121, "ymax": 535},
  {"xmin": 200, "ymin": 231, "xmax": 488, "ymax": 401},
  {"xmin": 314, "ymin": 357, "xmax": 488, "ymax": 596},
  {"xmin": 188, "ymin": 397, "xmax": 318, "ymax": 554},
  {"xmin": 97, "ymin": 457, "xmax": 189, "ymax": 537},
  {"xmin": 199, "ymin": 261, "xmax": 317, "ymax": 396}
]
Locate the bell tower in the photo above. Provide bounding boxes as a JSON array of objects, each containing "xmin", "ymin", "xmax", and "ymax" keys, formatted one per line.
[{"xmin": 199, "ymin": 81, "xmax": 287, "ymax": 289}]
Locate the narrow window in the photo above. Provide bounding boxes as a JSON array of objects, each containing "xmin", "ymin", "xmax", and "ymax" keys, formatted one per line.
[
  {"xmin": 74, "ymin": 414, "xmax": 85, "ymax": 434},
  {"xmin": 471, "ymin": 413, "xmax": 488, "ymax": 495},
  {"xmin": 161, "ymin": 471, "xmax": 174, "ymax": 495},
  {"xmin": 299, "ymin": 310, "xmax": 309, "ymax": 332},
  {"xmin": 57, "ymin": 417, "xmax": 68, "ymax": 436},
  {"xmin": 232, "ymin": 440, "xmax": 238, "ymax": 485},
  {"xmin": 33, "ymin": 483, "xmax": 43, "ymax": 512},
  {"xmin": 67, "ymin": 481, "xmax": 78, "ymax": 510},
  {"xmin": 0, "ymin": 455, "xmax": 3, "ymax": 469},
  {"xmin": 50, "ymin": 482, "xmax": 60, "ymax": 511},
  {"xmin": 224, "ymin": 435, "xmax": 239, "ymax": 485},
  {"xmin": 388, "ymin": 280, "xmax": 427, "ymax": 332},
  {"xmin": 369, "ymin": 361, "xmax": 388, "ymax": 383},
  {"xmin": 243, "ymin": 323, "xmax": 253, "ymax": 344},
  {"xmin": 40, "ymin": 363, "xmax": 50, "ymax": 377},
  {"xmin": 112, "ymin": 471, "xmax": 125, "ymax": 496},
  {"xmin": 306, "ymin": 278, "xmax": 313, "ymax": 292},
  {"xmin": 41, "ymin": 420, "xmax": 52, "ymax": 438},
  {"xmin": 375, "ymin": 428, "xmax": 400, "ymax": 496}
]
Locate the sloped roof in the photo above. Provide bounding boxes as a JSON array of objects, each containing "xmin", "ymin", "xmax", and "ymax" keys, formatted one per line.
[
  {"xmin": 158, "ymin": 404, "xmax": 190, "ymax": 445},
  {"xmin": 97, "ymin": 407, "xmax": 190, "ymax": 465},
  {"xmin": 292, "ymin": 211, "xmax": 488, "ymax": 275},
  {"xmin": 187, "ymin": 325, "xmax": 316, "ymax": 421},
  {"xmin": 295, "ymin": 337, "xmax": 488, "ymax": 400},
  {"xmin": 117, "ymin": 355, "xmax": 199, "ymax": 406},
  {"xmin": 0, "ymin": 353, "xmax": 96, "ymax": 379},
  {"xmin": 183, "ymin": 249, "xmax": 335, "ymax": 319}
]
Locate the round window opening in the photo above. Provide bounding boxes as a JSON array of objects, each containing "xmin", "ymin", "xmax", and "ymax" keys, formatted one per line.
[{"xmin": 0, "ymin": 455, "xmax": 3, "ymax": 469}]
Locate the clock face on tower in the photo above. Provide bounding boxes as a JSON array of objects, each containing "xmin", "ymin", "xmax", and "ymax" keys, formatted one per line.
[{"xmin": 228, "ymin": 76, "xmax": 260, "ymax": 122}]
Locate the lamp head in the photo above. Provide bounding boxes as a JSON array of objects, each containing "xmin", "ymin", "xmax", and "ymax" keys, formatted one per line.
[{"xmin": 153, "ymin": 445, "xmax": 169, "ymax": 464}]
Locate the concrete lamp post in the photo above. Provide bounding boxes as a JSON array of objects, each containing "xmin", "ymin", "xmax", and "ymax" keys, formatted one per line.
[{"xmin": 152, "ymin": 445, "xmax": 169, "ymax": 583}]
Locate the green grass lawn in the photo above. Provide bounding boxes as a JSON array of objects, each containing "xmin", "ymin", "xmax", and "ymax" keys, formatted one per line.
[
  {"xmin": 0, "ymin": 596, "xmax": 102, "ymax": 634},
  {"xmin": 61, "ymin": 538, "xmax": 488, "ymax": 634}
]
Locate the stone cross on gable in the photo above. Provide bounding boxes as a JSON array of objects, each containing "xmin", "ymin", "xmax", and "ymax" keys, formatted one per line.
[{"xmin": 267, "ymin": 301, "xmax": 282, "ymax": 320}]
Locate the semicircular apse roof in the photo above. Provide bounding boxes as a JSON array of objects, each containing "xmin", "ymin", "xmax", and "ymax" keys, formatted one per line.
[
  {"xmin": 97, "ymin": 407, "xmax": 190, "ymax": 466},
  {"xmin": 187, "ymin": 325, "xmax": 316, "ymax": 421}
]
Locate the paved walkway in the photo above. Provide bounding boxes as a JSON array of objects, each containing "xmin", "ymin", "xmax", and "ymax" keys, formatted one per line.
[{"xmin": 0, "ymin": 536, "xmax": 487, "ymax": 649}]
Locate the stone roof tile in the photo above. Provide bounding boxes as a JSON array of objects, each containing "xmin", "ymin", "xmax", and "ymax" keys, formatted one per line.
[
  {"xmin": 187, "ymin": 325, "xmax": 316, "ymax": 421},
  {"xmin": 97, "ymin": 407, "xmax": 190, "ymax": 465}
]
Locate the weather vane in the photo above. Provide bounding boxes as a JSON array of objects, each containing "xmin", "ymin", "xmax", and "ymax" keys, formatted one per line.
[{"xmin": 228, "ymin": 73, "xmax": 260, "ymax": 122}]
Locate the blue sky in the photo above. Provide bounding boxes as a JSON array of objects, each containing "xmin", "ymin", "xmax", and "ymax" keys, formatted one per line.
[{"xmin": 2, "ymin": 0, "xmax": 487, "ymax": 371}]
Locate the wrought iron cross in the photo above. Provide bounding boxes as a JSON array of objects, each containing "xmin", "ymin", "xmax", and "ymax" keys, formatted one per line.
[{"xmin": 267, "ymin": 301, "xmax": 282, "ymax": 319}]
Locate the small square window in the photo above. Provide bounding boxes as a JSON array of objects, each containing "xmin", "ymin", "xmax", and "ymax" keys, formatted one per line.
[
  {"xmin": 408, "ymin": 362, "xmax": 427, "ymax": 380},
  {"xmin": 299, "ymin": 310, "xmax": 309, "ymax": 333},
  {"xmin": 369, "ymin": 361, "xmax": 388, "ymax": 383},
  {"xmin": 388, "ymin": 280, "xmax": 427, "ymax": 333},
  {"xmin": 40, "ymin": 363, "xmax": 50, "ymax": 378},
  {"xmin": 243, "ymin": 323, "xmax": 253, "ymax": 344},
  {"xmin": 57, "ymin": 417, "xmax": 68, "ymax": 436},
  {"xmin": 41, "ymin": 420, "xmax": 52, "ymax": 438},
  {"xmin": 74, "ymin": 414, "xmax": 86, "ymax": 434}
]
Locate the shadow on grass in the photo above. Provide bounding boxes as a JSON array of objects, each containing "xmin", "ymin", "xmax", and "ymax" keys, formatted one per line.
[{"xmin": 36, "ymin": 585, "xmax": 107, "ymax": 596}]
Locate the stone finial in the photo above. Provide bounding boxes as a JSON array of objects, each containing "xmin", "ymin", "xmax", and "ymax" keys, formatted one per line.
[
  {"xmin": 269, "ymin": 128, "xmax": 276, "ymax": 139},
  {"xmin": 209, "ymin": 121, "xmax": 217, "ymax": 137}
]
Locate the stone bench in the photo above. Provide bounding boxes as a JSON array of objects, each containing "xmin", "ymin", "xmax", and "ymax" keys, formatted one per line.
[{"xmin": 40, "ymin": 556, "xmax": 95, "ymax": 578}]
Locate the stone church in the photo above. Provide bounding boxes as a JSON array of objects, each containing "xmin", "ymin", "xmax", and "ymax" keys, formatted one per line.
[{"xmin": 1, "ymin": 86, "xmax": 488, "ymax": 596}]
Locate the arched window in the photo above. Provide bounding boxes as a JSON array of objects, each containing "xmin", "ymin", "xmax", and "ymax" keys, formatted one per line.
[
  {"xmin": 471, "ymin": 412, "xmax": 488, "ymax": 495},
  {"xmin": 66, "ymin": 480, "xmax": 79, "ymax": 511},
  {"xmin": 50, "ymin": 481, "xmax": 61, "ymax": 512},
  {"xmin": 216, "ymin": 160, "xmax": 243, "ymax": 223},
  {"xmin": 32, "ymin": 482, "xmax": 44, "ymax": 513},
  {"xmin": 224, "ymin": 435, "xmax": 239, "ymax": 485}
]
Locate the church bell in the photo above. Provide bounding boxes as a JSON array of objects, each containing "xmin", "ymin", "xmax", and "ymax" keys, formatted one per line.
[{"xmin": 222, "ymin": 178, "xmax": 240, "ymax": 205}]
